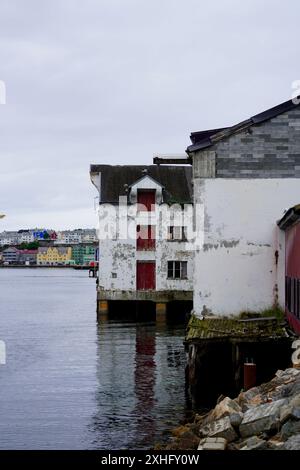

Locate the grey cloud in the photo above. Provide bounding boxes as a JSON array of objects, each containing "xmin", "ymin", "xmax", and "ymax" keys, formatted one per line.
[{"xmin": 0, "ymin": 0, "xmax": 300, "ymax": 229}]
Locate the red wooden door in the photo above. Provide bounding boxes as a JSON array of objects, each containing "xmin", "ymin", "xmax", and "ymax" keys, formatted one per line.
[
  {"xmin": 136, "ymin": 262, "xmax": 156, "ymax": 290},
  {"xmin": 137, "ymin": 190, "xmax": 156, "ymax": 211},
  {"xmin": 136, "ymin": 225, "xmax": 156, "ymax": 251}
]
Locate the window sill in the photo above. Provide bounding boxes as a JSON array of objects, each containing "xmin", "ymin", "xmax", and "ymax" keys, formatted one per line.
[{"xmin": 167, "ymin": 277, "xmax": 188, "ymax": 281}]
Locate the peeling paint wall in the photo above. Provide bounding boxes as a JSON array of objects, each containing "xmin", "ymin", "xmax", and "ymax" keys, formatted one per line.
[
  {"xmin": 193, "ymin": 178, "xmax": 299, "ymax": 317},
  {"xmin": 97, "ymin": 199, "xmax": 194, "ymax": 293}
]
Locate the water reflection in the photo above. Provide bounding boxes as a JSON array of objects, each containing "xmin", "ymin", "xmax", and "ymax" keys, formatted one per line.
[
  {"xmin": 133, "ymin": 325, "xmax": 157, "ymax": 448},
  {"xmin": 92, "ymin": 321, "xmax": 187, "ymax": 450},
  {"xmin": 0, "ymin": 269, "xmax": 188, "ymax": 450}
]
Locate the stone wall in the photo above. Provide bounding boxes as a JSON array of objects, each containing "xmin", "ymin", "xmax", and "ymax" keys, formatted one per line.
[{"xmin": 212, "ymin": 107, "xmax": 300, "ymax": 178}]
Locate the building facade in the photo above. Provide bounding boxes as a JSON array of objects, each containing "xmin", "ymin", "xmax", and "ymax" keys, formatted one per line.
[
  {"xmin": 37, "ymin": 246, "xmax": 72, "ymax": 265},
  {"xmin": 184, "ymin": 98, "xmax": 300, "ymax": 318},
  {"xmin": 18, "ymin": 249, "xmax": 37, "ymax": 265},
  {"xmin": 90, "ymin": 165, "xmax": 194, "ymax": 321},
  {"xmin": 71, "ymin": 244, "xmax": 97, "ymax": 265},
  {"xmin": 2, "ymin": 247, "xmax": 20, "ymax": 264}
]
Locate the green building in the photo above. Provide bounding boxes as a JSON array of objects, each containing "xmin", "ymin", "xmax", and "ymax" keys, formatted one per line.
[{"xmin": 71, "ymin": 244, "xmax": 97, "ymax": 265}]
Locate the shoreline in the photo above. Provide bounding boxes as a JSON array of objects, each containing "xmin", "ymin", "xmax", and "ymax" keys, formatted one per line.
[{"xmin": 159, "ymin": 367, "xmax": 300, "ymax": 451}]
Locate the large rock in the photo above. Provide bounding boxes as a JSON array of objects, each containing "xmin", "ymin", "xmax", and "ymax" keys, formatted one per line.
[
  {"xmin": 280, "ymin": 404, "xmax": 300, "ymax": 424},
  {"xmin": 239, "ymin": 399, "xmax": 287, "ymax": 438},
  {"xmin": 281, "ymin": 420, "xmax": 300, "ymax": 440},
  {"xmin": 211, "ymin": 397, "xmax": 242, "ymax": 421},
  {"xmin": 240, "ymin": 436, "xmax": 268, "ymax": 451},
  {"xmin": 198, "ymin": 437, "xmax": 227, "ymax": 451},
  {"xmin": 200, "ymin": 416, "xmax": 238, "ymax": 443},
  {"xmin": 283, "ymin": 433, "xmax": 300, "ymax": 450}
]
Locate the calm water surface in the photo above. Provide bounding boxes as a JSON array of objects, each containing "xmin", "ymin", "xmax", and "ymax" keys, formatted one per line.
[{"xmin": 0, "ymin": 269, "xmax": 186, "ymax": 449}]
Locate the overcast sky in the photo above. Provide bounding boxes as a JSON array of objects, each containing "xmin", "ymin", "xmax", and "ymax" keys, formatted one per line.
[{"xmin": 0, "ymin": 0, "xmax": 299, "ymax": 230}]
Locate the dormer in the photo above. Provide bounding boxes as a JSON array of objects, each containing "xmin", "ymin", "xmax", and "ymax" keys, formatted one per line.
[{"xmin": 128, "ymin": 173, "xmax": 164, "ymax": 206}]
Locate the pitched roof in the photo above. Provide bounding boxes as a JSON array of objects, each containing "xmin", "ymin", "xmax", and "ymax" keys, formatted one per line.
[
  {"xmin": 90, "ymin": 165, "xmax": 193, "ymax": 204},
  {"xmin": 187, "ymin": 97, "xmax": 300, "ymax": 154}
]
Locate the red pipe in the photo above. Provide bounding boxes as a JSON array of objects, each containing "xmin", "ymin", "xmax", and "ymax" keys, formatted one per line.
[{"xmin": 244, "ymin": 362, "xmax": 256, "ymax": 391}]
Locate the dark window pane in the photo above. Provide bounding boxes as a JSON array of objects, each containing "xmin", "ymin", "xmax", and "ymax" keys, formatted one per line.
[{"xmin": 167, "ymin": 261, "xmax": 173, "ymax": 278}]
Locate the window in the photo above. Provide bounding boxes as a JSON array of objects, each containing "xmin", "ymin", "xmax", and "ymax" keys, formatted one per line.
[
  {"xmin": 167, "ymin": 261, "xmax": 187, "ymax": 280},
  {"xmin": 285, "ymin": 276, "xmax": 300, "ymax": 319},
  {"xmin": 167, "ymin": 226, "xmax": 187, "ymax": 241}
]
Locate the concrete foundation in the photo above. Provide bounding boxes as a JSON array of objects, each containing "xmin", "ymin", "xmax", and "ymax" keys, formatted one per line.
[
  {"xmin": 97, "ymin": 300, "xmax": 109, "ymax": 321},
  {"xmin": 156, "ymin": 302, "xmax": 167, "ymax": 324}
]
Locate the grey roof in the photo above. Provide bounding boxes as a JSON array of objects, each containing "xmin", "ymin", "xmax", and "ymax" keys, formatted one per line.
[
  {"xmin": 90, "ymin": 165, "xmax": 193, "ymax": 204},
  {"xmin": 187, "ymin": 97, "xmax": 300, "ymax": 154}
]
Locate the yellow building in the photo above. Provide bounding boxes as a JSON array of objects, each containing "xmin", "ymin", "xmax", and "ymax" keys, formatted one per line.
[{"xmin": 37, "ymin": 246, "xmax": 72, "ymax": 266}]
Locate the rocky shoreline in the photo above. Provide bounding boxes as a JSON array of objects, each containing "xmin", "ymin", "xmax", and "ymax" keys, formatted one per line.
[{"xmin": 162, "ymin": 367, "xmax": 300, "ymax": 450}]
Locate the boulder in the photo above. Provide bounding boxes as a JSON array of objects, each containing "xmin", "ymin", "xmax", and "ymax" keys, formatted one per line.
[
  {"xmin": 230, "ymin": 412, "xmax": 243, "ymax": 428},
  {"xmin": 280, "ymin": 404, "xmax": 300, "ymax": 424},
  {"xmin": 281, "ymin": 420, "xmax": 300, "ymax": 440},
  {"xmin": 239, "ymin": 398, "xmax": 287, "ymax": 438},
  {"xmin": 211, "ymin": 397, "xmax": 242, "ymax": 421},
  {"xmin": 289, "ymin": 392, "xmax": 300, "ymax": 408},
  {"xmin": 198, "ymin": 437, "xmax": 227, "ymax": 451},
  {"xmin": 200, "ymin": 415, "xmax": 238, "ymax": 443},
  {"xmin": 240, "ymin": 436, "xmax": 268, "ymax": 450},
  {"xmin": 283, "ymin": 433, "xmax": 300, "ymax": 450}
]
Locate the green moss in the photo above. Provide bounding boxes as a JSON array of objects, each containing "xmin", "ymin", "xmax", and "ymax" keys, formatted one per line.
[
  {"xmin": 186, "ymin": 310, "xmax": 287, "ymax": 342},
  {"xmin": 238, "ymin": 306, "xmax": 285, "ymax": 321}
]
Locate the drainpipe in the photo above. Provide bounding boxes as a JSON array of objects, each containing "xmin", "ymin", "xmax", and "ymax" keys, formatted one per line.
[{"xmin": 243, "ymin": 359, "xmax": 256, "ymax": 391}]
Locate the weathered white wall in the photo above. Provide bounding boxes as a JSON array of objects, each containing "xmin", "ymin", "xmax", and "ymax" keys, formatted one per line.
[
  {"xmin": 193, "ymin": 178, "xmax": 300, "ymax": 317},
  {"xmin": 98, "ymin": 203, "xmax": 194, "ymax": 292}
]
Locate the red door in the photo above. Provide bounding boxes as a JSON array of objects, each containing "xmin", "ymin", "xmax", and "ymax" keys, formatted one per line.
[
  {"xmin": 136, "ymin": 225, "xmax": 156, "ymax": 251},
  {"xmin": 136, "ymin": 262, "xmax": 156, "ymax": 290},
  {"xmin": 137, "ymin": 190, "xmax": 156, "ymax": 211}
]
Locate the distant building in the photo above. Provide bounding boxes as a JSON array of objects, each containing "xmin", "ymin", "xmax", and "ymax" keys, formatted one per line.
[
  {"xmin": 0, "ymin": 231, "xmax": 19, "ymax": 247},
  {"xmin": 71, "ymin": 244, "xmax": 97, "ymax": 265},
  {"xmin": 37, "ymin": 246, "xmax": 72, "ymax": 265},
  {"xmin": 18, "ymin": 230, "xmax": 35, "ymax": 244},
  {"xmin": 19, "ymin": 249, "xmax": 38, "ymax": 265},
  {"xmin": 55, "ymin": 229, "xmax": 97, "ymax": 245},
  {"xmin": 2, "ymin": 247, "xmax": 20, "ymax": 264}
]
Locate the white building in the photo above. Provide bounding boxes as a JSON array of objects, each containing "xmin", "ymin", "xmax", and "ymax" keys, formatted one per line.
[
  {"xmin": 18, "ymin": 230, "xmax": 35, "ymax": 244},
  {"xmin": 55, "ymin": 229, "xmax": 97, "ymax": 245},
  {"xmin": 179, "ymin": 97, "xmax": 300, "ymax": 319},
  {"xmin": 90, "ymin": 165, "xmax": 194, "ymax": 321}
]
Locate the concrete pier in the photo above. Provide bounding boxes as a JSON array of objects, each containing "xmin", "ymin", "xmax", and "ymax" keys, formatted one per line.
[
  {"xmin": 185, "ymin": 315, "xmax": 293, "ymax": 408},
  {"xmin": 155, "ymin": 302, "xmax": 167, "ymax": 324},
  {"xmin": 97, "ymin": 300, "xmax": 109, "ymax": 321}
]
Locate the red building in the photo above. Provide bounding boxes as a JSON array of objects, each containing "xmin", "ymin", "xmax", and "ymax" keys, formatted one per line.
[{"xmin": 278, "ymin": 204, "xmax": 300, "ymax": 334}]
